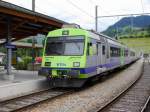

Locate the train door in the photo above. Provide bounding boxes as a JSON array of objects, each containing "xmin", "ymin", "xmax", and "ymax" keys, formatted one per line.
[
  {"xmin": 97, "ymin": 42, "xmax": 101, "ymax": 65},
  {"xmin": 101, "ymin": 44, "xmax": 106, "ymax": 65},
  {"xmin": 106, "ymin": 40, "xmax": 110, "ymax": 64},
  {"xmin": 86, "ymin": 41, "xmax": 98, "ymax": 68}
]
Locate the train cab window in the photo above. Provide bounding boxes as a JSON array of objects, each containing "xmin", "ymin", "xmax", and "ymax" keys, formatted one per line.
[
  {"xmin": 102, "ymin": 45, "xmax": 105, "ymax": 55},
  {"xmin": 45, "ymin": 36, "xmax": 84, "ymax": 56}
]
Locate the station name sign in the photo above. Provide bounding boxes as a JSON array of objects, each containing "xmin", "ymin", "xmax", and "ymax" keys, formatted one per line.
[{"xmin": 5, "ymin": 43, "xmax": 16, "ymax": 49}]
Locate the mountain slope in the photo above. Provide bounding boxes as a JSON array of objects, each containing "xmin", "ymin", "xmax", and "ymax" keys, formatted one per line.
[
  {"xmin": 119, "ymin": 37, "xmax": 150, "ymax": 53},
  {"xmin": 103, "ymin": 15, "xmax": 150, "ymax": 37}
]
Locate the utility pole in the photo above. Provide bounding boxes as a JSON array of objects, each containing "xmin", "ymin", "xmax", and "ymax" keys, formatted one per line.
[
  {"xmin": 32, "ymin": 0, "xmax": 35, "ymax": 11},
  {"xmin": 95, "ymin": 5, "xmax": 98, "ymax": 32},
  {"xmin": 116, "ymin": 16, "xmax": 119, "ymax": 40}
]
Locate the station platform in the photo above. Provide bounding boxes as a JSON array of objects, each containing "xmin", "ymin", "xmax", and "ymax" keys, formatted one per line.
[
  {"xmin": 0, "ymin": 70, "xmax": 40, "ymax": 84},
  {"xmin": 0, "ymin": 70, "xmax": 50, "ymax": 101}
]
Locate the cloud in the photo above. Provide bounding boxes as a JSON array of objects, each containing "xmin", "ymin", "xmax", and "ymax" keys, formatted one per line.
[
  {"xmin": 3, "ymin": 0, "xmax": 150, "ymax": 32},
  {"xmin": 4, "ymin": 0, "xmax": 32, "ymax": 9}
]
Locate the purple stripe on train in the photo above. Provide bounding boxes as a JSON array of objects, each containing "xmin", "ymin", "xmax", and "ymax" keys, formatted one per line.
[{"xmin": 41, "ymin": 61, "xmax": 122, "ymax": 74}]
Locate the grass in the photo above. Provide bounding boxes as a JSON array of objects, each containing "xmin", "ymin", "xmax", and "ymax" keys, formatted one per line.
[{"xmin": 119, "ymin": 37, "xmax": 150, "ymax": 53}]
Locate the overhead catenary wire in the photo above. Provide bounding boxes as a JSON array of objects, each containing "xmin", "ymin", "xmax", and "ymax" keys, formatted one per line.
[
  {"xmin": 45, "ymin": 0, "xmax": 80, "ymax": 19},
  {"xmin": 88, "ymin": 0, "xmax": 95, "ymax": 5},
  {"xmin": 36, "ymin": 4, "xmax": 76, "ymax": 21},
  {"xmin": 66, "ymin": 0, "xmax": 94, "ymax": 19},
  {"xmin": 97, "ymin": 12, "xmax": 150, "ymax": 18},
  {"xmin": 46, "ymin": 0, "xmax": 104, "ymax": 30}
]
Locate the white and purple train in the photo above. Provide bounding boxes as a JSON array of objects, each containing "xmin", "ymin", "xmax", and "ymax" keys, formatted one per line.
[{"xmin": 39, "ymin": 26, "xmax": 140, "ymax": 87}]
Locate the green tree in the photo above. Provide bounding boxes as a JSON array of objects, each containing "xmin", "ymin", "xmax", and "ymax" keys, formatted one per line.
[{"xmin": 147, "ymin": 25, "xmax": 150, "ymax": 37}]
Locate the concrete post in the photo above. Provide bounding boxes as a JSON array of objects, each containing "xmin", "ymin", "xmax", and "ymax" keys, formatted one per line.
[
  {"xmin": 3, "ymin": 17, "xmax": 14, "ymax": 80},
  {"xmin": 7, "ymin": 18, "xmax": 11, "ymax": 75},
  {"xmin": 32, "ymin": 0, "xmax": 35, "ymax": 71}
]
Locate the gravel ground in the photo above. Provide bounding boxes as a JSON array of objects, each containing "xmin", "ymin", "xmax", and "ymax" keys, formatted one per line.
[{"xmin": 21, "ymin": 60, "xmax": 143, "ymax": 112}]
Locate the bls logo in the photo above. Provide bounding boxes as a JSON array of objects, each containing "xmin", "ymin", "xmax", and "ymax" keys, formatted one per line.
[{"xmin": 57, "ymin": 63, "xmax": 66, "ymax": 66}]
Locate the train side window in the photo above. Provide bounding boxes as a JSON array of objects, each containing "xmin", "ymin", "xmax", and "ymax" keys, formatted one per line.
[
  {"xmin": 96, "ymin": 43, "xmax": 98, "ymax": 55},
  {"xmin": 119, "ymin": 48, "xmax": 121, "ymax": 56},
  {"xmin": 125, "ymin": 50, "xmax": 128, "ymax": 56},
  {"xmin": 102, "ymin": 45, "xmax": 105, "ymax": 55},
  {"xmin": 106, "ymin": 46, "xmax": 109, "ymax": 58},
  {"xmin": 92, "ymin": 43, "xmax": 97, "ymax": 55},
  {"xmin": 87, "ymin": 43, "xmax": 92, "ymax": 55},
  {"xmin": 98, "ymin": 43, "xmax": 101, "ymax": 55},
  {"xmin": 110, "ymin": 47, "xmax": 120, "ymax": 57},
  {"xmin": 130, "ymin": 51, "xmax": 135, "ymax": 56}
]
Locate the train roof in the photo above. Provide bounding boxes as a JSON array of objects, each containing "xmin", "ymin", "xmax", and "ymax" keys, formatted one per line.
[
  {"xmin": 89, "ymin": 30, "xmax": 120, "ymax": 43},
  {"xmin": 88, "ymin": 30, "xmax": 127, "ymax": 48}
]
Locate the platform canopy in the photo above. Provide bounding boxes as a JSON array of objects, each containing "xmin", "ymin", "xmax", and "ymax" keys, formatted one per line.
[{"xmin": 0, "ymin": 1, "xmax": 67, "ymax": 41}]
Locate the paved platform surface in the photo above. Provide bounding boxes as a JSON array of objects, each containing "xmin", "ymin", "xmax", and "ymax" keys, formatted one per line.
[
  {"xmin": 0, "ymin": 70, "xmax": 42, "ymax": 85},
  {"xmin": 0, "ymin": 70, "xmax": 50, "ymax": 101}
]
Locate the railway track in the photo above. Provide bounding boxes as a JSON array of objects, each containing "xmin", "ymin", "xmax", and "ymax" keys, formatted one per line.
[
  {"xmin": 141, "ymin": 96, "xmax": 150, "ymax": 112},
  {"xmin": 0, "ymin": 61, "xmax": 147, "ymax": 112},
  {"xmin": 97, "ymin": 62, "xmax": 150, "ymax": 112},
  {"xmin": 0, "ymin": 88, "xmax": 73, "ymax": 112}
]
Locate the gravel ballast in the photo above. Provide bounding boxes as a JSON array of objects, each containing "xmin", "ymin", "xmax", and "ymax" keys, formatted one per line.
[{"xmin": 21, "ymin": 60, "xmax": 143, "ymax": 112}]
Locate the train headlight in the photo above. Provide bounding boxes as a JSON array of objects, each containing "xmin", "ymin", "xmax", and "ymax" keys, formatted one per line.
[{"xmin": 73, "ymin": 62, "xmax": 80, "ymax": 67}]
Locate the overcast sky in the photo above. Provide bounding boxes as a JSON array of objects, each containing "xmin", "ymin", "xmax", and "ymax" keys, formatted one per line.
[{"xmin": 3, "ymin": 0, "xmax": 150, "ymax": 31}]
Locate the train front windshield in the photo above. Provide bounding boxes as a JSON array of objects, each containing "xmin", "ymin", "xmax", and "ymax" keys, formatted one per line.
[{"xmin": 45, "ymin": 36, "xmax": 85, "ymax": 56}]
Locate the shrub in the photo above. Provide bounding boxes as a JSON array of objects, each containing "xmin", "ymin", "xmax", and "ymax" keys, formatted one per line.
[
  {"xmin": 22, "ymin": 56, "xmax": 32, "ymax": 69},
  {"xmin": 129, "ymin": 35, "xmax": 134, "ymax": 38},
  {"xmin": 16, "ymin": 61, "xmax": 25, "ymax": 70},
  {"xmin": 16, "ymin": 56, "xmax": 32, "ymax": 70},
  {"xmin": 23, "ymin": 56, "xmax": 32, "ymax": 64}
]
